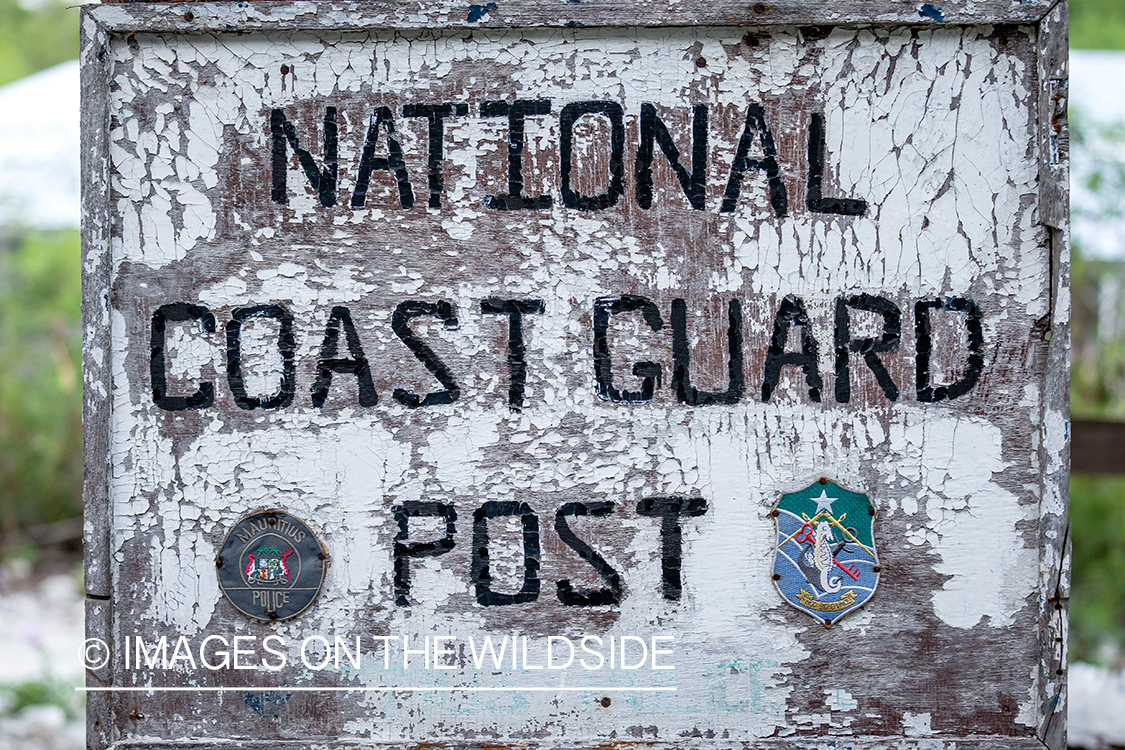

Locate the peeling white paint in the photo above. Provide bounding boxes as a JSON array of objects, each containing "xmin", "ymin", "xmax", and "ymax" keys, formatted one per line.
[{"xmin": 92, "ymin": 16, "xmax": 1061, "ymax": 747}]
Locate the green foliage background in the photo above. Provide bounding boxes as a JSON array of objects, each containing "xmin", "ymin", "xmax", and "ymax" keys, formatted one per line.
[
  {"xmin": 0, "ymin": 0, "xmax": 78, "ymax": 89},
  {"xmin": 1069, "ymin": 0, "xmax": 1125, "ymax": 666},
  {"xmin": 0, "ymin": 230, "xmax": 82, "ymax": 535},
  {"xmin": 0, "ymin": 0, "xmax": 82, "ymax": 541},
  {"xmin": 1072, "ymin": 0, "xmax": 1125, "ymax": 51}
]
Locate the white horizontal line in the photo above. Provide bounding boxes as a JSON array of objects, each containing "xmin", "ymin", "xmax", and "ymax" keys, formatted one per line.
[{"xmin": 76, "ymin": 686, "xmax": 676, "ymax": 693}]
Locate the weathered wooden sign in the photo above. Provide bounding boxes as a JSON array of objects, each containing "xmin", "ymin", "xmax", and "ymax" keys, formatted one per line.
[{"xmin": 81, "ymin": 2, "xmax": 1070, "ymax": 749}]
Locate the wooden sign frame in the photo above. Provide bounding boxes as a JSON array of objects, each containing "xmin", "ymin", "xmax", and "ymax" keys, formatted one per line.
[{"xmin": 81, "ymin": 2, "xmax": 1070, "ymax": 749}]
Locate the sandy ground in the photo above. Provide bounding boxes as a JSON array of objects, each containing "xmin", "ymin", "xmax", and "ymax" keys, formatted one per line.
[{"xmin": 0, "ymin": 562, "xmax": 85, "ymax": 750}]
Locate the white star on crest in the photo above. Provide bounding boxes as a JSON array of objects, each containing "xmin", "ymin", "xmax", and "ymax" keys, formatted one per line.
[{"xmin": 813, "ymin": 490, "xmax": 836, "ymax": 515}]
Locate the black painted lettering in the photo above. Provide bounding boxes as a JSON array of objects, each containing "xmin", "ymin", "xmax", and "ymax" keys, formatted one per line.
[
  {"xmin": 636, "ymin": 103, "xmax": 707, "ymax": 210},
  {"xmin": 593, "ymin": 296, "xmax": 664, "ymax": 403},
  {"xmin": 761, "ymin": 295, "xmax": 822, "ymax": 402},
  {"xmin": 672, "ymin": 298, "xmax": 744, "ymax": 406},
  {"xmin": 915, "ymin": 296, "xmax": 985, "ymax": 402},
  {"xmin": 226, "ymin": 304, "xmax": 297, "ymax": 410},
  {"xmin": 560, "ymin": 101, "xmax": 625, "ymax": 211},
  {"xmin": 271, "ymin": 107, "xmax": 337, "ymax": 207},
  {"xmin": 834, "ymin": 294, "xmax": 901, "ymax": 403},
  {"xmin": 311, "ymin": 306, "xmax": 377, "ymax": 408},
  {"xmin": 636, "ymin": 496, "xmax": 708, "ymax": 601},
  {"xmin": 472, "ymin": 501, "xmax": 541, "ymax": 606},
  {"xmin": 555, "ymin": 501, "xmax": 622, "ymax": 607},
  {"xmin": 480, "ymin": 298, "xmax": 545, "ymax": 411},
  {"xmin": 720, "ymin": 103, "xmax": 788, "ymax": 217},
  {"xmin": 393, "ymin": 501, "xmax": 456, "ymax": 607},
  {"xmin": 391, "ymin": 300, "xmax": 460, "ymax": 407},
  {"xmin": 351, "ymin": 106, "xmax": 414, "ymax": 210},
  {"xmin": 806, "ymin": 112, "xmax": 867, "ymax": 216},
  {"xmin": 151, "ymin": 303, "xmax": 216, "ymax": 411},
  {"xmin": 480, "ymin": 100, "xmax": 553, "ymax": 210},
  {"xmin": 401, "ymin": 103, "xmax": 468, "ymax": 209}
]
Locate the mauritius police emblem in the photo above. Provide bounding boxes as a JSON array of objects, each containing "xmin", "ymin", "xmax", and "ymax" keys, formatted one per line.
[
  {"xmin": 216, "ymin": 510, "xmax": 328, "ymax": 621},
  {"xmin": 772, "ymin": 479, "xmax": 880, "ymax": 627}
]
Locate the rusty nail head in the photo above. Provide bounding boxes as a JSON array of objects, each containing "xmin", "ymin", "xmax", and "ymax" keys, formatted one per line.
[
  {"xmin": 823, "ymin": 619, "xmax": 832, "ymax": 628},
  {"xmin": 819, "ymin": 477, "xmax": 828, "ymax": 485},
  {"xmin": 183, "ymin": 10, "xmax": 194, "ymax": 21},
  {"xmin": 872, "ymin": 565, "xmax": 882, "ymax": 573},
  {"xmin": 215, "ymin": 556, "xmax": 223, "ymax": 568},
  {"xmin": 695, "ymin": 57, "xmax": 707, "ymax": 67},
  {"xmin": 770, "ymin": 509, "xmax": 779, "ymax": 517},
  {"xmin": 599, "ymin": 697, "xmax": 611, "ymax": 707},
  {"xmin": 772, "ymin": 574, "xmax": 781, "ymax": 581},
  {"xmin": 752, "ymin": 3, "xmax": 769, "ymax": 13},
  {"xmin": 280, "ymin": 64, "xmax": 290, "ymax": 74}
]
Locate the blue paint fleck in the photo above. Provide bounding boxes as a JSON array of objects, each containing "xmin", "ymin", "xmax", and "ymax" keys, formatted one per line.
[
  {"xmin": 242, "ymin": 691, "xmax": 292, "ymax": 716},
  {"xmin": 467, "ymin": 2, "xmax": 497, "ymax": 22},
  {"xmin": 564, "ymin": 20, "xmax": 584, "ymax": 27},
  {"xmin": 566, "ymin": 0, "xmax": 581, "ymax": 3},
  {"xmin": 919, "ymin": 3, "xmax": 944, "ymax": 21}
]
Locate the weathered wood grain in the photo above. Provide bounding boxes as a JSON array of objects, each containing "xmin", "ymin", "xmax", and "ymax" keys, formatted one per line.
[
  {"xmin": 81, "ymin": 7, "xmax": 116, "ymax": 748},
  {"xmin": 1035, "ymin": 6, "xmax": 1069, "ymax": 749},
  {"xmin": 89, "ymin": 0, "xmax": 1057, "ymax": 30},
  {"xmin": 103, "ymin": 740, "xmax": 1054, "ymax": 750}
]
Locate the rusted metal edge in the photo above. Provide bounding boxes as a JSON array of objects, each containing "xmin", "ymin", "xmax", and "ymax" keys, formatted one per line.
[
  {"xmin": 87, "ymin": 0, "xmax": 1055, "ymax": 34},
  {"xmin": 101, "ymin": 739, "xmax": 1053, "ymax": 750},
  {"xmin": 1033, "ymin": 3, "xmax": 1069, "ymax": 749},
  {"xmin": 81, "ymin": 8, "xmax": 116, "ymax": 750}
]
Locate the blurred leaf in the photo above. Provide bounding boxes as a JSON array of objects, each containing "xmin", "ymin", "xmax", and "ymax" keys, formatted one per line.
[
  {"xmin": 0, "ymin": 229, "xmax": 82, "ymax": 534},
  {"xmin": 1072, "ymin": 0, "xmax": 1125, "ymax": 51},
  {"xmin": 0, "ymin": 0, "xmax": 78, "ymax": 88}
]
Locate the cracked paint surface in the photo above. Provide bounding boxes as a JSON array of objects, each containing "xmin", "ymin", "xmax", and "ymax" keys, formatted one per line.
[{"xmin": 88, "ymin": 18, "xmax": 1063, "ymax": 748}]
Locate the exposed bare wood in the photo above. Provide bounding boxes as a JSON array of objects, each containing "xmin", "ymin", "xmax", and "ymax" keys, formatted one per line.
[{"xmin": 89, "ymin": 0, "xmax": 1058, "ymax": 29}]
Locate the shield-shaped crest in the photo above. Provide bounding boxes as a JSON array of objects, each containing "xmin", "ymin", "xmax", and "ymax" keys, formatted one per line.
[
  {"xmin": 772, "ymin": 479, "xmax": 879, "ymax": 627},
  {"xmin": 244, "ymin": 544, "xmax": 294, "ymax": 585}
]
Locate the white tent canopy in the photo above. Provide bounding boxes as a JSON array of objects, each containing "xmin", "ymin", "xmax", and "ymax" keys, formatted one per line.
[{"xmin": 0, "ymin": 59, "xmax": 80, "ymax": 230}]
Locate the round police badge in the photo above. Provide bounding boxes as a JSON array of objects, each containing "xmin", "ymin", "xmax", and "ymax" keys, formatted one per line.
[{"xmin": 216, "ymin": 511, "xmax": 328, "ymax": 620}]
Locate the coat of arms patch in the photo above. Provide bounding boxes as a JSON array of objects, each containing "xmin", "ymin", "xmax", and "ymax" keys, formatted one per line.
[
  {"xmin": 217, "ymin": 510, "xmax": 328, "ymax": 621},
  {"xmin": 772, "ymin": 479, "xmax": 879, "ymax": 627}
]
